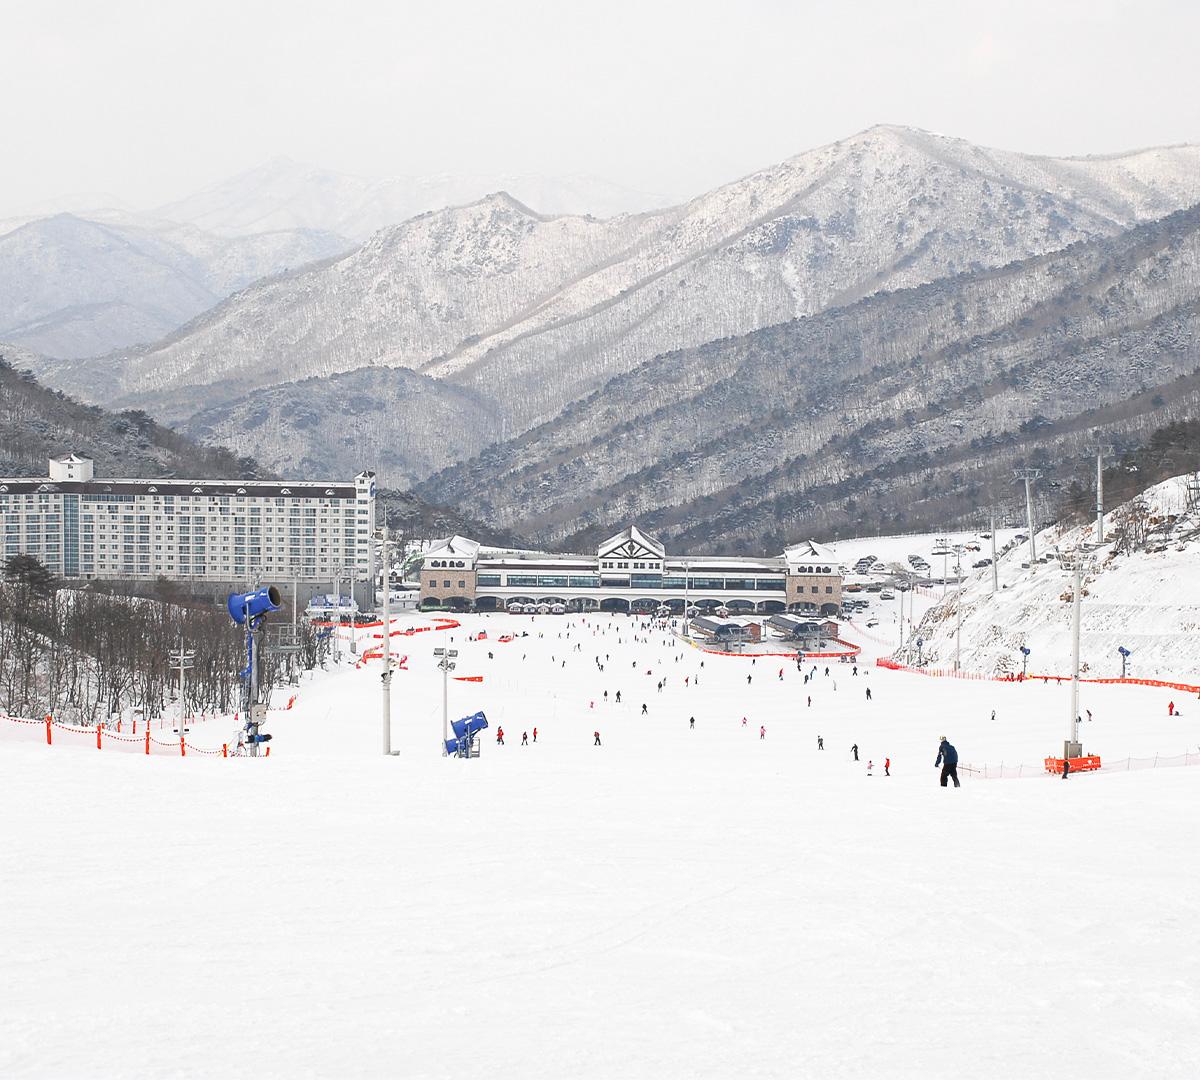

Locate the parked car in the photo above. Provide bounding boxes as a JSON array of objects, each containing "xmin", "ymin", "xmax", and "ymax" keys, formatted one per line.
[
  {"xmin": 880, "ymin": 590, "xmax": 895, "ymax": 600},
  {"xmin": 972, "ymin": 559, "xmax": 992, "ymax": 568}
]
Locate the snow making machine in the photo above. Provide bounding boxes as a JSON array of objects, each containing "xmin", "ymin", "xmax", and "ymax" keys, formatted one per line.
[{"xmin": 444, "ymin": 710, "xmax": 489, "ymax": 758}]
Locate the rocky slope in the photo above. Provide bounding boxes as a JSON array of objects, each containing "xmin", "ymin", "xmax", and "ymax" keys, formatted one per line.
[{"xmin": 35, "ymin": 127, "xmax": 1200, "ymax": 473}]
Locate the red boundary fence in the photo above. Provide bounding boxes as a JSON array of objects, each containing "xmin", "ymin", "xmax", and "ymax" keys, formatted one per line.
[
  {"xmin": 358, "ymin": 616, "xmax": 460, "ymax": 663},
  {"xmin": 2, "ymin": 713, "xmax": 270, "ymax": 759},
  {"xmin": 875, "ymin": 657, "xmax": 1200, "ymax": 695}
]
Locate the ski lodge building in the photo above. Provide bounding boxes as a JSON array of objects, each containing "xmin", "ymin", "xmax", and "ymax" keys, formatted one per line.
[{"xmin": 418, "ymin": 526, "xmax": 843, "ymax": 616}]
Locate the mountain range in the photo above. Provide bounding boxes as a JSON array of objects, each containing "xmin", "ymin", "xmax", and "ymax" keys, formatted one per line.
[
  {"xmin": 0, "ymin": 212, "xmax": 351, "ymax": 359},
  {"xmin": 418, "ymin": 203, "xmax": 1200, "ymax": 552},
  {"xmin": 0, "ymin": 158, "xmax": 669, "ymax": 361},
  {"xmin": 18, "ymin": 125, "xmax": 1200, "ymax": 547},
  {"xmin": 152, "ymin": 156, "xmax": 673, "ymax": 239}
]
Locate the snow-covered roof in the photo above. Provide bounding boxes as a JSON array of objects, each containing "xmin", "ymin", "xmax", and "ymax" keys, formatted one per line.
[
  {"xmin": 598, "ymin": 525, "xmax": 665, "ymax": 560},
  {"xmin": 784, "ymin": 540, "xmax": 838, "ymax": 562},
  {"xmin": 422, "ymin": 535, "xmax": 481, "ymax": 560}
]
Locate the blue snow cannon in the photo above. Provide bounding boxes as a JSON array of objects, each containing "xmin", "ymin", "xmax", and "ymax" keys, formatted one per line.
[{"xmin": 227, "ymin": 586, "xmax": 282, "ymax": 625}]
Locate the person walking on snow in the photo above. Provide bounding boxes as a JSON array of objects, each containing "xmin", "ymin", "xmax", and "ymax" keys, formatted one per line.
[
  {"xmin": 615, "ymin": 691, "xmax": 621, "ymax": 703},
  {"xmin": 521, "ymin": 731, "xmax": 528, "ymax": 746},
  {"xmin": 1168, "ymin": 700, "xmax": 1175, "ymax": 716},
  {"xmin": 760, "ymin": 725, "xmax": 766, "ymax": 740},
  {"xmin": 747, "ymin": 674, "xmax": 753, "ymax": 685},
  {"xmin": 935, "ymin": 736, "xmax": 960, "ymax": 788},
  {"xmin": 817, "ymin": 735, "xmax": 824, "ymax": 750},
  {"xmin": 496, "ymin": 727, "xmax": 505, "ymax": 746},
  {"xmin": 867, "ymin": 760, "xmax": 874, "ymax": 776},
  {"xmin": 884, "ymin": 757, "xmax": 891, "ymax": 776},
  {"xmin": 1062, "ymin": 755, "xmax": 1071, "ymax": 780},
  {"xmin": 641, "ymin": 703, "xmax": 648, "ymax": 715},
  {"xmin": 594, "ymin": 731, "xmax": 601, "ymax": 746},
  {"xmin": 807, "ymin": 695, "xmax": 812, "ymax": 708},
  {"xmin": 851, "ymin": 743, "xmax": 859, "ymax": 761},
  {"xmin": 865, "ymin": 686, "xmax": 872, "ymax": 701},
  {"xmin": 533, "ymin": 727, "xmax": 538, "ymax": 743},
  {"xmin": 689, "ymin": 716, "xmax": 695, "ymax": 729}
]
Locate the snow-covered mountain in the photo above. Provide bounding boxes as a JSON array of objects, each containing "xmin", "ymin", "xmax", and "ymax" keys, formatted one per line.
[
  {"xmin": 899, "ymin": 475, "xmax": 1200, "ymax": 680},
  {"xmin": 153, "ymin": 156, "xmax": 672, "ymax": 239},
  {"xmin": 0, "ymin": 213, "xmax": 351, "ymax": 358},
  {"xmin": 51, "ymin": 125, "xmax": 1200, "ymax": 441}
]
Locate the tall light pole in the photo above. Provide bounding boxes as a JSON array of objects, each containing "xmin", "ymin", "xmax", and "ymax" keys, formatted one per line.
[
  {"xmin": 1066, "ymin": 553, "xmax": 1095, "ymax": 757},
  {"xmin": 1118, "ymin": 645, "xmax": 1130, "ymax": 679},
  {"xmin": 1014, "ymin": 469, "xmax": 1041, "ymax": 572},
  {"xmin": 169, "ymin": 640, "xmax": 194, "ymax": 734},
  {"xmin": 951, "ymin": 543, "xmax": 966, "ymax": 672},
  {"xmin": 434, "ymin": 647, "xmax": 458, "ymax": 746},
  {"xmin": 936, "ymin": 537, "xmax": 950, "ymax": 596},
  {"xmin": 380, "ymin": 532, "xmax": 393, "ymax": 755}
]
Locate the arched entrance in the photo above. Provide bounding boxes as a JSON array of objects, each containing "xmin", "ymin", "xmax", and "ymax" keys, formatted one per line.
[
  {"xmin": 756, "ymin": 599, "xmax": 785, "ymax": 614},
  {"xmin": 475, "ymin": 596, "xmax": 501, "ymax": 612},
  {"xmin": 600, "ymin": 597, "xmax": 630, "ymax": 613}
]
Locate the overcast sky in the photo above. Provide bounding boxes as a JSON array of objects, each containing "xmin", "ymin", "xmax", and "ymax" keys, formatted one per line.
[{"xmin": 3, "ymin": 0, "xmax": 1198, "ymax": 213}]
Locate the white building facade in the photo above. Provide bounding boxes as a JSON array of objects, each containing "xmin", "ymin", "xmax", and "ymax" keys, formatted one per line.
[
  {"xmin": 419, "ymin": 525, "xmax": 843, "ymax": 615},
  {"xmin": 0, "ymin": 455, "xmax": 376, "ymax": 598}
]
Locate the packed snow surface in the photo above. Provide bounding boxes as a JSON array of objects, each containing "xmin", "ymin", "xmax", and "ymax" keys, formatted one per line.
[{"xmin": 2, "ymin": 612, "xmax": 1198, "ymax": 1079}]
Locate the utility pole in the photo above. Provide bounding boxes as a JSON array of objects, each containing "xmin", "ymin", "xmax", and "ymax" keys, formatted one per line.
[
  {"xmin": 1014, "ymin": 469, "xmax": 1042, "ymax": 572},
  {"xmin": 989, "ymin": 514, "xmax": 998, "ymax": 593},
  {"xmin": 381, "ymin": 533, "xmax": 393, "ymax": 755},
  {"xmin": 1089, "ymin": 444, "xmax": 1113, "ymax": 543},
  {"xmin": 936, "ymin": 536, "xmax": 950, "ymax": 596},
  {"xmin": 169, "ymin": 641, "xmax": 194, "ymax": 734},
  {"xmin": 898, "ymin": 587, "xmax": 904, "ymax": 651}
]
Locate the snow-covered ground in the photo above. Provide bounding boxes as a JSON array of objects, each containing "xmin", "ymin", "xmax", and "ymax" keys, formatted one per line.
[
  {"xmin": 899, "ymin": 476, "xmax": 1200, "ymax": 679},
  {"xmin": 2, "ymin": 611, "xmax": 1198, "ymax": 1079}
]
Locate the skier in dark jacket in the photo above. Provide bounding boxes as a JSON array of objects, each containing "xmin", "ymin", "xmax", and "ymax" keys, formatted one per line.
[
  {"xmin": 851, "ymin": 743, "xmax": 859, "ymax": 761},
  {"xmin": 935, "ymin": 736, "xmax": 960, "ymax": 787}
]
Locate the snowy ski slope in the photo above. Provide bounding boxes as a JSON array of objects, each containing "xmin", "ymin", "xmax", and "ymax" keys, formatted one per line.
[{"xmin": 2, "ymin": 609, "xmax": 1197, "ymax": 1079}]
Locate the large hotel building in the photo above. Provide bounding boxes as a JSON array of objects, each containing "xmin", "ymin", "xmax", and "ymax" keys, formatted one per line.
[
  {"xmin": 0, "ymin": 455, "xmax": 377, "ymax": 603},
  {"xmin": 419, "ymin": 526, "xmax": 843, "ymax": 615}
]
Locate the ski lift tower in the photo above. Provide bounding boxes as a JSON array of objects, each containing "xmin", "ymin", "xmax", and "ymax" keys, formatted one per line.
[{"xmin": 1013, "ymin": 469, "xmax": 1042, "ymax": 572}]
